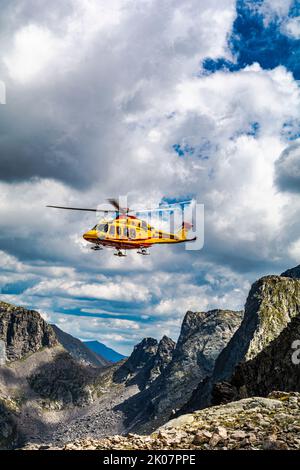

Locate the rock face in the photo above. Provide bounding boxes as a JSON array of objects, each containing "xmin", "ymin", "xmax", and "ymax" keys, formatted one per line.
[
  {"xmin": 28, "ymin": 352, "xmax": 98, "ymax": 408},
  {"xmin": 51, "ymin": 325, "xmax": 110, "ymax": 368},
  {"xmin": 116, "ymin": 309, "xmax": 243, "ymax": 433},
  {"xmin": 281, "ymin": 264, "xmax": 300, "ymax": 279},
  {"xmin": 147, "ymin": 336, "xmax": 176, "ymax": 385},
  {"xmin": 147, "ymin": 309, "xmax": 243, "ymax": 425},
  {"xmin": 183, "ymin": 275, "xmax": 300, "ymax": 412},
  {"xmin": 0, "ymin": 399, "xmax": 18, "ymax": 450},
  {"xmin": 113, "ymin": 336, "xmax": 175, "ymax": 390},
  {"xmin": 0, "ymin": 302, "xmax": 57, "ymax": 361},
  {"xmin": 213, "ymin": 314, "xmax": 300, "ymax": 404}
]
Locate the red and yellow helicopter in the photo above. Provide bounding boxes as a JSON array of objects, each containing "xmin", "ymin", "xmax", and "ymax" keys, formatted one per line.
[{"xmin": 47, "ymin": 198, "xmax": 196, "ymax": 256}]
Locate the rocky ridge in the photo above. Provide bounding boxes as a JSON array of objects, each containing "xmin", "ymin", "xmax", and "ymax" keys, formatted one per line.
[
  {"xmin": 182, "ymin": 275, "xmax": 300, "ymax": 412},
  {"xmin": 51, "ymin": 324, "xmax": 110, "ymax": 368}
]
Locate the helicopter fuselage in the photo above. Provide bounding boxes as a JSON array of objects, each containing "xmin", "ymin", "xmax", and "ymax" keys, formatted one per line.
[{"xmin": 83, "ymin": 214, "xmax": 194, "ymax": 250}]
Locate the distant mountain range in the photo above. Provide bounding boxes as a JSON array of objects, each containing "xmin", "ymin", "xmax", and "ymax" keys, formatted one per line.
[{"xmin": 84, "ymin": 340, "xmax": 126, "ymax": 363}]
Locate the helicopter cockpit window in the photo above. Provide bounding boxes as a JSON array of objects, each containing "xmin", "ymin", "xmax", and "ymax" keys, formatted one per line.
[
  {"xmin": 141, "ymin": 221, "xmax": 148, "ymax": 231},
  {"xmin": 109, "ymin": 225, "xmax": 115, "ymax": 236},
  {"xmin": 98, "ymin": 223, "xmax": 108, "ymax": 233}
]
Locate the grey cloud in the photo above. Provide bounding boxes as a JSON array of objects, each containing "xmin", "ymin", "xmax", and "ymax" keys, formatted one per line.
[
  {"xmin": 276, "ymin": 142, "xmax": 300, "ymax": 193},
  {"xmin": 0, "ymin": 0, "xmax": 235, "ymax": 189}
]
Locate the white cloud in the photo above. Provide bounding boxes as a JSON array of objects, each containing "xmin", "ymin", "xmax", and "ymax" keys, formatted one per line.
[
  {"xmin": 282, "ymin": 16, "xmax": 300, "ymax": 39},
  {"xmin": 288, "ymin": 238, "xmax": 300, "ymax": 261}
]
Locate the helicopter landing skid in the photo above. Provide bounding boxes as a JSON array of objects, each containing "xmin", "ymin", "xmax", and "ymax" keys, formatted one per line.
[
  {"xmin": 114, "ymin": 249, "xmax": 127, "ymax": 257},
  {"xmin": 91, "ymin": 245, "xmax": 103, "ymax": 251},
  {"xmin": 137, "ymin": 247, "xmax": 150, "ymax": 256}
]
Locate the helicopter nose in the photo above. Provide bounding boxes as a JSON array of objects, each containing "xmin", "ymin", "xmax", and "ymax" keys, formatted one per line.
[
  {"xmin": 83, "ymin": 228, "xmax": 98, "ymax": 241},
  {"xmin": 83, "ymin": 230, "xmax": 94, "ymax": 240}
]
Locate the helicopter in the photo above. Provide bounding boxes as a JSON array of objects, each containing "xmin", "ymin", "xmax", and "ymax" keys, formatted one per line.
[{"xmin": 47, "ymin": 198, "xmax": 196, "ymax": 256}]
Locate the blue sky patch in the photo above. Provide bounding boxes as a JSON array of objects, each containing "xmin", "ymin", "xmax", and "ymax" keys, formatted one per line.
[{"xmin": 203, "ymin": 0, "xmax": 300, "ymax": 79}]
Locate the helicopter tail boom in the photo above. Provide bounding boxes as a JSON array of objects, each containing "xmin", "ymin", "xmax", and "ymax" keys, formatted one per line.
[{"xmin": 177, "ymin": 222, "xmax": 193, "ymax": 240}]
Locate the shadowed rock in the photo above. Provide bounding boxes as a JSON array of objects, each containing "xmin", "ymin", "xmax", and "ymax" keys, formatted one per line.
[
  {"xmin": 281, "ymin": 264, "xmax": 300, "ymax": 279},
  {"xmin": 113, "ymin": 336, "xmax": 175, "ymax": 390},
  {"xmin": 0, "ymin": 302, "xmax": 57, "ymax": 362}
]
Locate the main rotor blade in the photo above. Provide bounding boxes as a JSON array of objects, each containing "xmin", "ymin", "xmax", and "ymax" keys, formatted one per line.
[
  {"xmin": 46, "ymin": 205, "xmax": 115, "ymax": 213},
  {"xmin": 107, "ymin": 198, "xmax": 121, "ymax": 211}
]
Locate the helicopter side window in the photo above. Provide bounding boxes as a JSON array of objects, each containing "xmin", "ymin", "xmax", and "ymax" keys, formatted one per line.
[
  {"xmin": 116, "ymin": 226, "xmax": 121, "ymax": 237},
  {"xmin": 123, "ymin": 227, "xmax": 129, "ymax": 238},
  {"xmin": 141, "ymin": 221, "xmax": 148, "ymax": 231},
  {"xmin": 129, "ymin": 228, "xmax": 136, "ymax": 239},
  {"xmin": 109, "ymin": 225, "xmax": 115, "ymax": 236}
]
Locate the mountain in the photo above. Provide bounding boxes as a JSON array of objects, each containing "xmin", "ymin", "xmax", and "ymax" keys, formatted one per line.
[
  {"xmin": 281, "ymin": 263, "xmax": 300, "ymax": 279},
  {"xmin": 2, "ymin": 266, "xmax": 300, "ymax": 450},
  {"xmin": 52, "ymin": 325, "xmax": 110, "ymax": 368},
  {"xmin": 113, "ymin": 336, "xmax": 175, "ymax": 389},
  {"xmin": 114, "ymin": 309, "xmax": 243, "ymax": 433},
  {"xmin": 0, "ymin": 301, "xmax": 125, "ymax": 448},
  {"xmin": 181, "ymin": 275, "xmax": 300, "ymax": 413},
  {"xmin": 84, "ymin": 340, "xmax": 125, "ymax": 363},
  {"xmin": 149, "ymin": 309, "xmax": 243, "ymax": 423}
]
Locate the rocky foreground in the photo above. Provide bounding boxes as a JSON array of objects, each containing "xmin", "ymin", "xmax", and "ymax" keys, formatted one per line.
[{"xmin": 22, "ymin": 392, "xmax": 300, "ymax": 450}]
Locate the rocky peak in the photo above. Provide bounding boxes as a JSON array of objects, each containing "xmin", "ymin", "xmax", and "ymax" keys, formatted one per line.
[
  {"xmin": 182, "ymin": 275, "xmax": 300, "ymax": 412},
  {"xmin": 281, "ymin": 264, "xmax": 300, "ymax": 279},
  {"xmin": 147, "ymin": 336, "xmax": 176, "ymax": 385},
  {"xmin": 212, "ymin": 312, "xmax": 300, "ymax": 405},
  {"xmin": 113, "ymin": 337, "xmax": 158, "ymax": 386},
  {"xmin": 122, "ymin": 337, "xmax": 158, "ymax": 374},
  {"xmin": 0, "ymin": 301, "xmax": 57, "ymax": 362},
  {"xmin": 151, "ymin": 310, "xmax": 243, "ymax": 416},
  {"xmin": 177, "ymin": 310, "xmax": 206, "ymax": 345},
  {"xmin": 214, "ymin": 275, "xmax": 300, "ymax": 380}
]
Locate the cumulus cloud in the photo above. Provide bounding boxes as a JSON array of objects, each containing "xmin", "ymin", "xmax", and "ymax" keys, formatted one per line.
[{"xmin": 0, "ymin": 0, "xmax": 236, "ymax": 188}]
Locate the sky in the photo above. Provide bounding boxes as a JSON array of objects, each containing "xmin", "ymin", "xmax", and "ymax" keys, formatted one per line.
[{"xmin": 0, "ymin": 0, "xmax": 300, "ymax": 355}]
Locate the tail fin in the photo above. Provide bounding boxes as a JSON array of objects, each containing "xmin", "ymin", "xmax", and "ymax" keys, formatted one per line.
[{"xmin": 177, "ymin": 222, "xmax": 193, "ymax": 240}]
